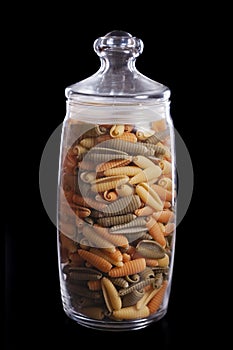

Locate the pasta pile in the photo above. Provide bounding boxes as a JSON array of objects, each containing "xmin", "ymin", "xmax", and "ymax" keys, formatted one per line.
[{"xmin": 58, "ymin": 120, "xmax": 176, "ymax": 322}]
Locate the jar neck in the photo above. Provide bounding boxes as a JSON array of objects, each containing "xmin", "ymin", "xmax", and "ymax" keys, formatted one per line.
[{"xmin": 99, "ymin": 53, "xmax": 137, "ymax": 75}]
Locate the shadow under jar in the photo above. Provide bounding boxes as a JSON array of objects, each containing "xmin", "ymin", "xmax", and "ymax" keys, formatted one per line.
[{"xmin": 57, "ymin": 30, "xmax": 177, "ymax": 331}]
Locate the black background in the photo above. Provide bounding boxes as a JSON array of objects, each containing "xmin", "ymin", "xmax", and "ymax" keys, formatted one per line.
[{"xmin": 4, "ymin": 5, "xmax": 217, "ymax": 349}]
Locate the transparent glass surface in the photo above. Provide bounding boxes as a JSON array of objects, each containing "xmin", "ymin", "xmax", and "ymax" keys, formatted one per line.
[{"xmin": 57, "ymin": 31, "xmax": 176, "ymax": 331}]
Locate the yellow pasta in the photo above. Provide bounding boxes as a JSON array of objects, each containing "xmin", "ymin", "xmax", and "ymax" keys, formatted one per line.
[
  {"xmin": 136, "ymin": 129, "xmax": 155, "ymax": 141},
  {"xmin": 129, "ymin": 166, "xmax": 162, "ymax": 185},
  {"xmin": 112, "ymin": 305, "xmax": 150, "ymax": 320},
  {"xmin": 136, "ymin": 183, "xmax": 163, "ymax": 211},
  {"xmin": 103, "ymin": 190, "xmax": 118, "ymax": 202},
  {"xmin": 132, "ymin": 155, "xmax": 157, "ymax": 169},
  {"xmin": 116, "ymin": 183, "xmax": 135, "ymax": 197},
  {"xmin": 101, "ymin": 276, "xmax": 122, "ymax": 312},
  {"xmin": 104, "ymin": 166, "xmax": 141, "ymax": 177},
  {"xmin": 159, "ymin": 160, "xmax": 172, "ymax": 175},
  {"xmin": 91, "ymin": 175, "xmax": 129, "ymax": 193},
  {"xmin": 110, "ymin": 124, "xmax": 125, "ymax": 137}
]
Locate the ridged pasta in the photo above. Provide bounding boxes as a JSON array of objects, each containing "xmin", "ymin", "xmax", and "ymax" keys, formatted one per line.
[
  {"xmin": 112, "ymin": 305, "xmax": 150, "ymax": 320},
  {"xmin": 78, "ymin": 249, "xmax": 113, "ymax": 273},
  {"xmin": 108, "ymin": 258, "xmax": 146, "ymax": 277},
  {"xmin": 147, "ymin": 280, "xmax": 168, "ymax": 314}
]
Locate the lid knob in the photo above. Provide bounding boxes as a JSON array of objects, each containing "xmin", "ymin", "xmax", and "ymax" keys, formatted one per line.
[{"xmin": 94, "ymin": 30, "xmax": 143, "ymax": 57}]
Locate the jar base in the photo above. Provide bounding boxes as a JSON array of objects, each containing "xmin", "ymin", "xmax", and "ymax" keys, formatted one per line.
[{"xmin": 63, "ymin": 305, "xmax": 167, "ymax": 331}]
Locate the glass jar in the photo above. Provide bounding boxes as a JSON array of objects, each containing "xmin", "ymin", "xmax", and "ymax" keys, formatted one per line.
[{"xmin": 57, "ymin": 30, "xmax": 176, "ymax": 331}]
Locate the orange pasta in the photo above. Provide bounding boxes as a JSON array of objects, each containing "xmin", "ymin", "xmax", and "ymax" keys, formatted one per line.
[
  {"xmin": 132, "ymin": 251, "xmax": 159, "ymax": 267},
  {"xmin": 87, "ymin": 280, "xmax": 102, "ymax": 291},
  {"xmin": 93, "ymin": 225, "xmax": 129, "ymax": 248},
  {"xmin": 146, "ymin": 217, "xmax": 166, "ymax": 247},
  {"xmin": 147, "ymin": 281, "xmax": 168, "ymax": 314},
  {"xmin": 78, "ymin": 249, "xmax": 112, "ymax": 273},
  {"xmin": 152, "ymin": 210, "xmax": 175, "ymax": 223},
  {"xmin": 151, "ymin": 184, "xmax": 172, "ymax": 202},
  {"xmin": 108, "ymin": 258, "xmax": 146, "ymax": 277}
]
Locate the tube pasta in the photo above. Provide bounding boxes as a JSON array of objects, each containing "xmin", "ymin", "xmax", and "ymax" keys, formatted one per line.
[
  {"xmin": 146, "ymin": 217, "xmax": 167, "ymax": 247},
  {"xmin": 116, "ymin": 183, "xmax": 135, "ymax": 197},
  {"xmin": 136, "ymin": 182, "xmax": 163, "ymax": 211},
  {"xmin": 96, "ymin": 158, "xmax": 132, "ymax": 172},
  {"xmin": 132, "ymin": 155, "xmax": 158, "ymax": 169},
  {"xmin": 91, "ymin": 175, "xmax": 129, "ymax": 193},
  {"xmin": 112, "ymin": 305, "xmax": 150, "ymax": 320},
  {"xmin": 97, "ymin": 214, "xmax": 136, "ymax": 228},
  {"xmin": 108, "ymin": 258, "xmax": 146, "ymax": 277},
  {"xmin": 152, "ymin": 210, "xmax": 175, "ymax": 223},
  {"xmin": 78, "ymin": 249, "xmax": 113, "ymax": 273},
  {"xmin": 147, "ymin": 280, "xmax": 168, "ymax": 314},
  {"xmin": 82, "ymin": 224, "xmax": 115, "ymax": 250},
  {"xmin": 93, "ymin": 225, "xmax": 129, "ymax": 249},
  {"xmin": 104, "ymin": 166, "xmax": 142, "ymax": 177},
  {"xmin": 129, "ymin": 166, "xmax": 162, "ymax": 185}
]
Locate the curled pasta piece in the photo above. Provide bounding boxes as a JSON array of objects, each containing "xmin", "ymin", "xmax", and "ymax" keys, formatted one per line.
[
  {"xmin": 103, "ymin": 190, "xmax": 118, "ymax": 202},
  {"xmin": 159, "ymin": 159, "xmax": 172, "ymax": 175},
  {"xmin": 80, "ymin": 171, "xmax": 96, "ymax": 183},
  {"xmin": 110, "ymin": 124, "xmax": 125, "ymax": 138}
]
